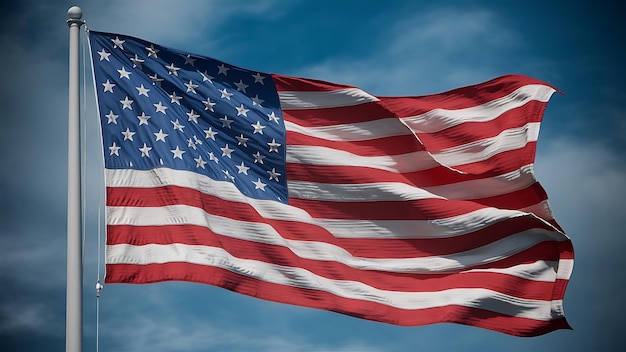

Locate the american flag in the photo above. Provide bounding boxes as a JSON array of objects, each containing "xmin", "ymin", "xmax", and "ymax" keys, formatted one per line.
[{"xmin": 89, "ymin": 30, "xmax": 573, "ymax": 337}]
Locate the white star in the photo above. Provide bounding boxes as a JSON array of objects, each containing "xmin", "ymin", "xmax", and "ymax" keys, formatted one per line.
[
  {"xmin": 235, "ymin": 134, "xmax": 248, "ymax": 147},
  {"xmin": 204, "ymin": 127, "xmax": 217, "ymax": 140},
  {"xmin": 252, "ymin": 151, "xmax": 266, "ymax": 164},
  {"xmin": 137, "ymin": 112, "xmax": 151, "ymax": 125},
  {"xmin": 166, "ymin": 63, "xmax": 180, "ymax": 76},
  {"xmin": 121, "ymin": 128, "xmax": 136, "ymax": 141},
  {"xmin": 202, "ymin": 97, "xmax": 216, "ymax": 112},
  {"xmin": 234, "ymin": 80, "xmax": 249, "ymax": 93},
  {"xmin": 194, "ymin": 156, "xmax": 207, "ymax": 169},
  {"xmin": 187, "ymin": 110, "xmax": 200, "ymax": 124},
  {"xmin": 220, "ymin": 116, "xmax": 233, "ymax": 129},
  {"xmin": 171, "ymin": 119, "xmax": 185, "ymax": 131},
  {"xmin": 268, "ymin": 111, "xmax": 280, "ymax": 123},
  {"xmin": 120, "ymin": 96, "xmax": 134, "ymax": 110},
  {"xmin": 220, "ymin": 144, "xmax": 234, "ymax": 158},
  {"xmin": 111, "ymin": 36, "xmax": 125, "ymax": 50},
  {"xmin": 267, "ymin": 139, "xmax": 281, "ymax": 153},
  {"xmin": 146, "ymin": 44, "xmax": 159, "ymax": 58},
  {"xmin": 198, "ymin": 70, "xmax": 214, "ymax": 83},
  {"xmin": 154, "ymin": 129, "xmax": 169, "ymax": 142},
  {"xmin": 171, "ymin": 146, "xmax": 185, "ymax": 159},
  {"xmin": 252, "ymin": 178, "xmax": 267, "ymax": 191},
  {"xmin": 187, "ymin": 138, "xmax": 197, "ymax": 150},
  {"xmin": 109, "ymin": 142, "xmax": 121, "ymax": 156},
  {"xmin": 251, "ymin": 95, "xmax": 264, "ymax": 106},
  {"xmin": 267, "ymin": 168, "xmax": 281, "ymax": 182},
  {"xmin": 251, "ymin": 121, "xmax": 266, "ymax": 134},
  {"xmin": 220, "ymin": 88, "xmax": 233, "ymax": 100},
  {"xmin": 148, "ymin": 73, "xmax": 163, "ymax": 86},
  {"xmin": 117, "ymin": 67, "xmax": 132, "ymax": 79},
  {"xmin": 236, "ymin": 162, "xmax": 250, "ymax": 175},
  {"xmin": 222, "ymin": 169, "xmax": 235, "ymax": 182},
  {"xmin": 208, "ymin": 152, "xmax": 219, "ymax": 163},
  {"xmin": 105, "ymin": 110, "xmax": 118, "ymax": 124},
  {"xmin": 217, "ymin": 63, "xmax": 229, "ymax": 76},
  {"xmin": 185, "ymin": 80, "xmax": 199, "ymax": 94},
  {"xmin": 136, "ymin": 84, "xmax": 150, "ymax": 97},
  {"xmin": 181, "ymin": 54, "xmax": 197, "ymax": 66},
  {"xmin": 169, "ymin": 91, "xmax": 182, "ymax": 105},
  {"xmin": 130, "ymin": 54, "xmax": 144, "ymax": 68},
  {"xmin": 236, "ymin": 104, "xmax": 250, "ymax": 117},
  {"xmin": 139, "ymin": 143, "xmax": 152, "ymax": 157},
  {"xmin": 252, "ymin": 72, "xmax": 265, "ymax": 84},
  {"xmin": 193, "ymin": 135, "xmax": 203, "ymax": 145},
  {"xmin": 154, "ymin": 101, "xmax": 168, "ymax": 114},
  {"xmin": 97, "ymin": 49, "xmax": 111, "ymax": 61},
  {"xmin": 102, "ymin": 79, "xmax": 116, "ymax": 93}
]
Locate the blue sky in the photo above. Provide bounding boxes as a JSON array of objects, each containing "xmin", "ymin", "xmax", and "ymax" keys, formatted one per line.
[{"xmin": 0, "ymin": 0, "xmax": 624, "ymax": 351}]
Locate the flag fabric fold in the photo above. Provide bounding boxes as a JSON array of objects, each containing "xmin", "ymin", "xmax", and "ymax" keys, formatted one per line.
[{"xmin": 88, "ymin": 30, "xmax": 573, "ymax": 337}]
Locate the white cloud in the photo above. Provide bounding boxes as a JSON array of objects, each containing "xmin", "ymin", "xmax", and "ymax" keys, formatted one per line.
[
  {"xmin": 80, "ymin": 0, "xmax": 290, "ymax": 54},
  {"xmin": 94, "ymin": 287, "xmax": 377, "ymax": 352},
  {"xmin": 291, "ymin": 8, "xmax": 522, "ymax": 95},
  {"xmin": 535, "ymin": 137, "xmax": 626, "ymax": 245},
  {"xmin": 0, "ymin": 301, "xmax": 63, "ymax": 336}
]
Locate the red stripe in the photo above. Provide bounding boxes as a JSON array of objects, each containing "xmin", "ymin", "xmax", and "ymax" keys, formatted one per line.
[
  {"xmin": 107, "ymin": 183, "xmax": 494, "ymax": 221},
  {"xmin": 286, "ymin": 131, "xmax": 425, "ymax": 155},
  {"xmin": 378, "ymin": 75, "xmax": 554, "ymax": 114},
  {"xmin": 288, "ymin": 197, "xmax": 483, "ymax": 220},
  {"xmin": 283, "ymin": 101, "xmax": 395, "ymax": 126},
  {"xmin": 272, "ymin": 74, "xmax": 355, "ymax": 91},
  {"xmin": 286, "ymin": 163, "xmax": 525, "ymax": 187},
  {"xmin": 472, "ymin": 182, "xmax": 548, "ymax": 210},
  {"xmin": 105, "ymin": 262, "xmax": 571, "ymax": 337}
]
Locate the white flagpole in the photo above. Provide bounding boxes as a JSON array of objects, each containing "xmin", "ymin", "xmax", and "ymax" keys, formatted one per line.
[{"xmin": 66, "ymin": 6, "xmax": 85, "ymax": 352}]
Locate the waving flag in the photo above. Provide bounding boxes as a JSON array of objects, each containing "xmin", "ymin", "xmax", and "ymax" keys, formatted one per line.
[{"xmin": 88, "ymin": 30, "xmax": 573, "ymax": 337}]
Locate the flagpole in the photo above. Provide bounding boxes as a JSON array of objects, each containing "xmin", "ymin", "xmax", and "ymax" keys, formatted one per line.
[{"xmin": 66, "ymin": 6, "xmax": 85, "ymax": 352}]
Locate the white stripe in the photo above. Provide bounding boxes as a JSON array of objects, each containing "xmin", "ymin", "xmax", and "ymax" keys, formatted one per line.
[
  {"xmin": 422, "ymin": 164, "xmax": 536, "ymax": 200},
  {"xmin": 400, "ymin": 84, "xmax": 555, "ymax": 133},
  {"xmin": 286, "ymin": 145, "xmax": 439, "ymax": 173},
  {"xmin": 519, "ymin": 200, "xmax": 555, "ymax": 222},
  {"xmin": 288, "ymin": 163, "xmax": 541, "ymax": 204},
  {"xmin": 107, "ymin": 204, "xmax": 565, "ymax": 273},
  {"xmin": 431, "ymin": 123, "xmax": 541, "ymax": 166},
  {"xmin": 104, "ymin": 202, "xmax": 518, "ymax": 241},
  {"xmin": 314, "ymin": 208, "xmax": 525, "ymax": 239},
  {"xmin": 556, "ymin": 259, "xmax": 574, "ymax": 280},
  {"xmin": 467, "ymin": 260, "xmax": 558, "ymax": 282},
  {"xmin": 285, "ymin": 119, "xmax": 411, "ymax": 141},
  {"xmin": 287, "ymin": 180, "xmax": 444, "ymax": 201},
  {"xmin": 286, "ymin": 123, "xmax": 540, "ymax": 171},
  {"xmin": 278, "ymin": 88, "xmax": 379, "ymax": 109},
  {"xmin": 106, "ymin": 168, "xmax": 561, "ymax": 238},
  {"xmin": 107, "ymin": 243, "xmax": 564, "ymax": 320}
]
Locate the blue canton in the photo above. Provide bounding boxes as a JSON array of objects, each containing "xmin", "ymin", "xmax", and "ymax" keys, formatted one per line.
[{"xmin": 89, "ymin": 31, "xmax": 288, "ymax": 203}]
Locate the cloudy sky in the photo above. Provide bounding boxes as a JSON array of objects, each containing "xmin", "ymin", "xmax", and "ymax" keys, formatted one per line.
[{"xmin": 1, "ymin": 0, "xmax": 624, "ymax": 351}]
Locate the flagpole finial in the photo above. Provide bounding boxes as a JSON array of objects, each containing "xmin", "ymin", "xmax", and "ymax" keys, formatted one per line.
[{"xmin": 68, "ymin": 6, "xmax": 82, "ymax": 19}]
